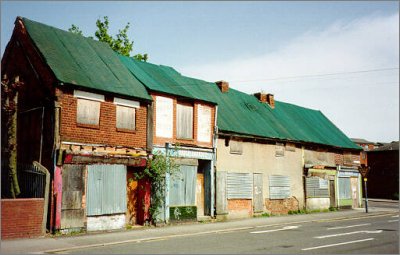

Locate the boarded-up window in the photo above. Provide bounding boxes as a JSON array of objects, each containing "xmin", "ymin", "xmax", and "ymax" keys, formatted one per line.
[
  {"xmin": 344, "ymin": 153, "xmax": 353, "ymax": 165},
  {"xmin": 227, "ymin": 172, "xmax": 252, "ymax": 199},
  {"xmin": 269, "ymin": 175, "xmax": 290, "ymax": 199},
  {"xmin": 306, "ymin": 177, "xmax": 329, "ymax": 198},
  {"xmin": 86, "ymin": 165, "xmax": 127, "ymax": 216},
  {"xmin": 275, "ymin": 143, "xmax": 285, "ymax": 157},
  {"xmin": 230, "ymin": 140, "xmax": 243, "ymax": 154},
  {"xmin": 338, "ymin": 177, "xmax": 351, "ymax": 199},
  {"xmin": 176, "ymin": 103, "xmax": 193, "ymax": 139},
  {"xmin": 169, "ymin": 165, "xmax": 197, "ymax": 206},
  {"xmin": 156, "ymin": 96, "xmax": 173, "ymax": 138},
  {"xmin": 197, "ymin": 104, "xmax": 212, "ymax": 143},
  {"xmin": 114, "ymin": 97, "xmax": 139, "ymax": 131},
  {"xmin": 74, "ymin": 90, "xmax": 104, "ymax": 126}
]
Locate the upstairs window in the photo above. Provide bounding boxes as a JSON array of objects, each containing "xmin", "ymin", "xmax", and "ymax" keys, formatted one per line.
[
  {"xmin": 176, "ymin": 103, "xmax": 193, "ymax": 139},
  {"xmin": 74, "ymin": 90, "xmax": 104, "ymax": 126},
  {"xmin": 114, "ymin": 98, "xmax": 139, "ymax": 131},
  {"xmin": 230, "ymin": 140, "xmax": 243, "ymax": 155}
]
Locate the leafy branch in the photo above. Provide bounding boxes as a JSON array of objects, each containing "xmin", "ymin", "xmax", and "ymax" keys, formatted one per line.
[{"xmin": 69, "ymin": 16, "xmax": 148, "ymax": 61}]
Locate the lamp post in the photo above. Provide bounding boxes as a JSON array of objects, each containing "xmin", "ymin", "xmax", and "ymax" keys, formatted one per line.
[
  {"xmin": 359, "ymin": 165, "xmax": 370, "ymax": 213},
  {"xmin": 364, "ymin": 177, "xmax": 368, "ymax": 213}
]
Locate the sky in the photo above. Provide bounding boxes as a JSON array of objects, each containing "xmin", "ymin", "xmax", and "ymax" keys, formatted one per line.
[{"xmin": 1, "ymin": 1, "xmax": 399, "ymax": 143}]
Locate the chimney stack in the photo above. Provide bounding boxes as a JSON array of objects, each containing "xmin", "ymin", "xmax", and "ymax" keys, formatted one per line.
[
  {"xmin": 267, "ymin": 93, "xmax": 275, "ymax": 109},
  {"xmin": 254, "ymin": 92, "xmax": 275, "ymax": 109},
  {"xmin": 215, "ymin": 80, "xmax": 229, "ymax": 93},
  {"xmin": 253, "ymin": 92, "xmax": 267, "ymax": 103}
]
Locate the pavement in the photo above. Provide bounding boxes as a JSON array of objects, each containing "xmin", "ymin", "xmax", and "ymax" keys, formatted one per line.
[{"xmin": 1, "ymin": 201, "xmax": 398, "ymax": 254}]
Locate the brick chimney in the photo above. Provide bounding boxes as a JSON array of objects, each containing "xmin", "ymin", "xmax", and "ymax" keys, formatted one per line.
[
  {"xmin": 253, "ymin": 92, "xmax": 267, "ymax": 103},
  {"xmin": 215, "ymin": 81, "xmax": 229, "ymax": 93},
  {"xmin": 254, "ymin": 92, "xmax": 275, "ymax": 108},
  {"xmin": 267, "ymin": 93, "xmax": 275, "ymax": 109}
]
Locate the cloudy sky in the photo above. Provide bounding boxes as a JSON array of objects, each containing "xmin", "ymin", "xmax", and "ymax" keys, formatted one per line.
[{"xmin": 1, "ymin": 1, "xmax": 399, "ymax": 143}]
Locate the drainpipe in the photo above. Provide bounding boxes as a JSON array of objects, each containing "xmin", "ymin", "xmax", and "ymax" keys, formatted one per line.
[
  {"xmin": 337, "ymin": 165, "xmax": 340, "ymax": 208},
  {"xmin": 165, "ymin": 142, "xmax": 170, "ymax": 223},
  {"xmin": 39, "ymin": 106, "xmax": 44, "ymax": 164},
  {"xmin": 212, "ymin": 106, "xmax": 218, "ymax": 217}
]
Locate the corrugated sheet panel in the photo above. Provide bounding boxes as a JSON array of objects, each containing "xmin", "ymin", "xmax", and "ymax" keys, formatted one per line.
[
  {"xmin": 87, "ymin": 165, "xmax": 127, "ymax": 216},
  {"xmin": 227, "ymin": 172, "xmax": 252, "ymax": 199},
  {"xmin": 338, "ymin": 177, "xmax": 351, "ymax": 199},
  {"xmin": 306, "ymin": 177, "xmax": 329, "ymax": 198},
  {"xmin": 22, "ymin": 18, "xmax": 151, "ymax": 101},
  {"xmin": 169, "ymin": 165, "xmax": 196, "ymax": 206},
  {"xmin": 269, "ymin": 175, "xmax": 290, "ymax": 199},
  {"xmin": 119, "ymin": 55, "xmax": 219, "ymax": 104}
]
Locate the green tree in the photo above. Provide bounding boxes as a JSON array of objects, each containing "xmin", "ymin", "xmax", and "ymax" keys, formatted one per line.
[
  {"xmin": 68, "ymin": 24, "xmax": 83, "ymax": 36},
  {"xmin": 69, "ymin": 16, "xmax": 148, "ymax": 61}
]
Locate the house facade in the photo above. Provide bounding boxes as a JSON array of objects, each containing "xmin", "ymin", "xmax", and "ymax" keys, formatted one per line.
[
  {"xmin": 120, "ymin": 57, "xmax": 219, "ymax": 222},
  {"xmin": 212, "ymin": 83, "xmax": 362, "ymax": 219},
  {"xmin": 2, "ymin": 17, "xmax": 153, "ymax": 232},
  {"xmin": 2, "ymin": 17, "xmax": 364, "ymax": 233}
]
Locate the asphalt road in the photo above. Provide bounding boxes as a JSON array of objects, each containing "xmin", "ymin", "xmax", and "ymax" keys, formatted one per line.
[{"xmin": 55, "ymin": 213, "xmax": 399, "ymax": 254}]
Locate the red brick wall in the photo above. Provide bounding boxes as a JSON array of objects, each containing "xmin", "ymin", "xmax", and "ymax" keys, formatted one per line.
[
  {"xmin": 265, "ymin": 197, "xmax": 300, "ymax": 215},
  {"xmin": 227, "ymin": 199, "xmax": 252, "ymax": 216},
  {"xmin": 152, "ymin": 93, "xmax": 215, "ymax": 148},
  {"xmin": 58, "ymin": 87, "xmax": 147, "ymax": 148},
  {"xmin": 1, "ymin": 198, "xmax": 44, "ymax": 239}
]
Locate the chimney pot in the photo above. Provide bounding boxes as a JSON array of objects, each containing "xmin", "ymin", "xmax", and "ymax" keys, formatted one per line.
[{"xmin": 215, "ymin": 80, "xmax": 229, "ymax": 93}]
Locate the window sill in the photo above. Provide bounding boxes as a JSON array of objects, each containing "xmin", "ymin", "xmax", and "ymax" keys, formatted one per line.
[
  {"xmin": 116, "ymin": 128, "xmax": 136, "ymax": 134},
  {"xmin": 77, "ymin": 123, "xmax": 100, "ymax": 130},
  {"xmin": 176, "ymin": 138, "xmax": 194, "ymax": 141}
]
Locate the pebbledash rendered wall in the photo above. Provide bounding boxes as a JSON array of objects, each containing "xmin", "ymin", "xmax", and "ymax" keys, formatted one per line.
[{"xmin": 216, "ymin": 139, "xmax": 304, "ymax": 219}]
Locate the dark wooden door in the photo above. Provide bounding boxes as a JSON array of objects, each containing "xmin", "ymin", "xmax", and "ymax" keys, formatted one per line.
[{"xmin": 329, "ymin": 180, "xmax": 336, "ymax": 208}]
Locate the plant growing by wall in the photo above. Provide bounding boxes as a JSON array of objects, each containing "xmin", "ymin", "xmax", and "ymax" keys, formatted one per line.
[{"xmin": 135, "ymin": 148, "xmax": 179, "ymax": 225}]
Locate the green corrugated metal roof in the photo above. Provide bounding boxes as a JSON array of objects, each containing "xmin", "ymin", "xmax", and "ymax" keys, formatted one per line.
[
  {"xmin": 214, "ymin": 88, "xmax": 360, "ymax": 149},
  {"xmin": 20, "ymin": 17, "xmax": 358, "ymax": 150},
  {"xmin": 22, "ymin": 17, "xmax": 151, "ymax": 101},
  {"xmin": 119, "ymin": 55, "xmax": 219, "ymax": 104},
  {"xmin": 119, "ymin": 55, "xmax": 359, "ymax": 149}
]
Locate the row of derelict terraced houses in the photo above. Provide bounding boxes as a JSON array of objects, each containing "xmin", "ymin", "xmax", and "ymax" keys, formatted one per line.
[{"xmin": 1, "ymin": 17, "xmax": 363, "ymax": 234}]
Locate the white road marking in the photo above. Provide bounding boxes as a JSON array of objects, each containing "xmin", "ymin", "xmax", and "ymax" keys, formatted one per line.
[
  {"xmin": 315, "ymin": 230, "xmax": 382, "ymax": 239},
  {"xmin": 388, "ymin": 219, "xmax": 399, "ymax": 222},
  {"xmin": 250, "ymin": 225, "xmax": 300, "ymax": 234},
  {"xmin": 327, "ymin": 223, "xmax": 371, "ymax": 230},
  {"xmin": 301, "ymin": 238, "xmax": 374, "ymax": 251}
]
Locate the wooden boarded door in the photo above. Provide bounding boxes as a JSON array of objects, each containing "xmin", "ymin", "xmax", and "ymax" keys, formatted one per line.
[
  {"xmin": 196, "ymin": 173, "xmax": 205, "ymax": 217},
  {"xmin": 61, "ymin": 165, "xmax": 85, "ymax": 229},
  {"xmin": 253, "ymin": 173, "xmax": 263, "ymax": 212},
  {"xmin": 329, "ymin": 180, "xmax": 336, "ymax": 208}
]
